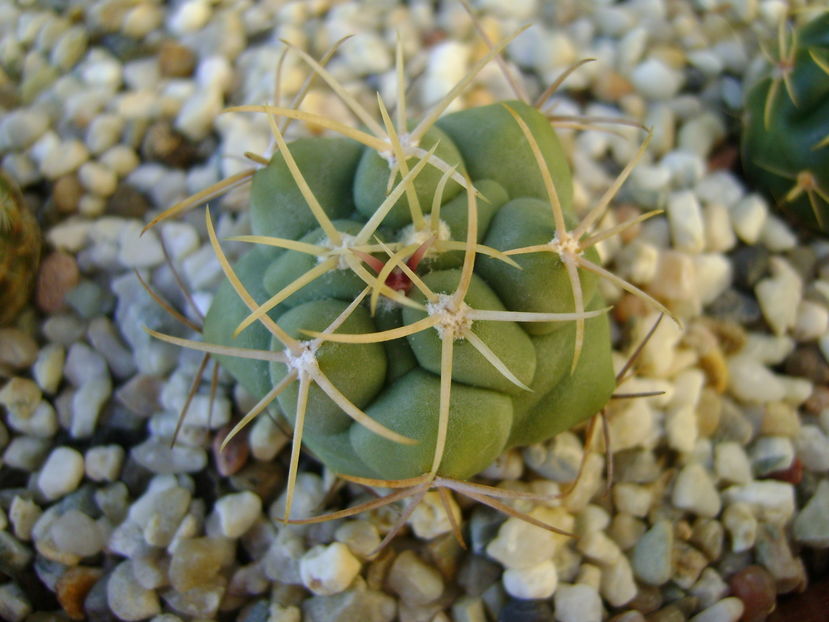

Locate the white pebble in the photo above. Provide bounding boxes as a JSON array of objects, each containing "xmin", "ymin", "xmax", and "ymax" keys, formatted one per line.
[
  {"xmin": 672, "ymin": 463, "xmax": 721, "ymax": 517},
  {"xmin": 794, "ymin": 425, "xmax": 829, "ymax": 472},
  {"xmin": 6, "ymin": 400, "xmax": 57, "ymax": 439},
  {"xmin": 487, "ymin": 508, "xmax": 568, "ymax": 569},
  {"xmin": 503, "ymin": 560, "xmax": 558, "ymax": 600},
  {"xmin": 601, "ymin": 555, "xmax": 637, "ymax": 607},
  {"xmin": 107, "ymin": 561, "xmax": 161, "ymax": 621},
  {"xmin": 214, "ymin": 491, "xmax": 262, "ymax": 538},
  {"xmin": 750, "ymin": 436, "xmax": 794, "ymax": 476},
  {"xmin": 723, "ymin": 502, "xmax": 757, "ymax": 553},
  {"xmin": 729, "ymin": 194, "xmax": 768, "ymax": 244},
  {"xmin": 613, "ymin": 483, "xmax": 652, "ymax": 517},
  {"xmin": 755, "ymin": 257, "xmax": 803, "ymax": 336},
  {"xmin": 714, "ymin": 442, "xmax": 753, "ymax": 485},
  {"xmin": 175, "ymin": 87, "xmax": 222, "ymax": 141},
  {"xmin": 421, "ymin": 41, "xmax": 471, "ymax": 110},
  {"xmin": 722, "ymin": 481, "xmax": 795, "ymax": 525},
  {"xmin": 760, "ymin": 214, "xmax": 797, "ymax": 251},
  {"xmin": 85, "ymin": 445, "xmax": 124, "ymax": 482},
  {"xmin": 693, "ymin": 253, "xmax": 733, "ymax": 306},
  {"xmin": 679, "ymin": 113, "xmax": 726, "ymax": 158},
  {"xmin": 689, "ymin": 597, "xmax": 744, "ymax": 622},
  {"xmin": 196, "ymin": 55, "xmax": 234, "ymax": 93},
  {"xmin": 38, "ymin": 446, "xmax": 84, "ymax": 500},
  {"xmin": 118, "ymin": 221, "xmax": 165, "ymax": 269},
  {"xmin": 793, "ymin": 300, "xmax": 828, "ymax": 342},
  {"xmin": 32, "ymin": 344, "xmax": 65, "ymax": 394},
  {"xmin": 667, "ymin": 190, "xmax": 705, "ymax": 253},
  {"xmin": 727, "ymin": 355, "xmax": 786, "ymax": 403},
  {"xmin": 408, "ymin": 490, "xmax": 461, "ymax": 540},
  {"xmin": 703, "ymin": 203, "xmax": 737, "ymax": 252},
  {"xmin": 39, "ymin": 139, "xmax": 89, "ymax": 179},
  {"xmin": 85, "ymin": 114, "xmax": 124, "ymax": 155},
  {"xmin": 121, "ymin": 3, "xmax": 163, "ymax": 38},
  {"xmin": 299, "ymin": 542, "xmax": 361, "ymax": 596},
  {"xmin": 554, "ymin": 583, "xmax": 603, "ymax": 622},
  {"xmin": 168, "ymin": 0, "xmax": 212, "ymax": 34},
  {"xmin": 662, "ymin": 150, "xmax": 705, "ymax": 188},
  {"xmin": 578, "ymin": 530, "xmax": 622, "ymax": 565},
  {"xmin": 631, "ymin": 57, "xmax": 682, "ymax": 100},
  {"xmin": 78, "ymin": 161, "xmax": 118, "ymax": 197},
  {"xmin": 50, "ymin": 509, "xmax": 104, "ymax": 557},
  {"xmin": 99, "ymin": 144, "xmax": 139, "ymax": 177}
]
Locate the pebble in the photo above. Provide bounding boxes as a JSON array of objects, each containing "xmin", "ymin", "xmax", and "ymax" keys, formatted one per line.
[
  {"xmin": 688, "ymin": 597, "xmax": 743, "ymax": 622},
  {"xmin": 302, "ymin": 584, "xmax": 396, "ymax": 622},
  {"xmin": 50, "ymin": 508, "xmax": 104, "ymax": 557},
  {"xmin": 0, "ymin": 582, "xmax": 31, "ymax": 622},
  {"xmin": 496, "ymin": 598, "xmax": 553, "ymax": 622},
  {"xmin": 755, "ymin": 257, "xmax": 803, "ymax": 336},
  {"xmin": 667, "ymin": 190, "xmax": 705, "ymax": 253},
  {"xmin": 793, "ymin": 479, "xmax": 829, "ymax": 546},
  {"xmin": 408, "ymin": 490, "xmax": 462, "ymax": 540},
  {"xmin": 107, "ymin": 560, "xmax": 161, "ymax": 621},
  {"xmin": 721, "ymin": 481, "xmax": 795, "ymax": 526},
  {"xmin": 631, "ymin": 520, "xmax": 673, "ymax": 586},
  {"xmin": 40, "ymin": 139, "xmax": 90, "ymax": 179},
  {"xmin": 6, "ymin": 400, "xmax": 57, "ymax": 438},
  {"xmin": 0, "ymin": 108, "xmax": 50, "ymax": 150},
  {"xmin": 0, "ymin": 377, "xmax": 42, "ymax": 419},
  {"xmin": 175, "ymin": 87, "xmax": 222, "ymax": 141},
  {"xmin": 672, "ymin": 463, "xmax": 721, "ymax": 518},
  {"xmin": 750, "ymin": 436, "xmax": 794, "ymax": 476},
  {"xmin": 601, "ymin": 555, "xmax": 637, "ymax": 607},
  {"xmin": 170, "ymin": 536, "xmax": 234, "ymax": 593},
  {"xmin": 117, "ymin": 220, "xmax": 165, "ymax": 268},
  {"xmin": 35, "ymin": 251, "xmax": 80, "ymax": 313},
  {"xmin": 87, "ymin": 316, "xmax": 137, "ymax": 379},
  {"xmin": 729, "ymin": 195, "xmax": 768, "ymax": 244},
  {"xmin": 122, "ymin": 3, "xmax": 164, "ymax": 38},
  {"xmin": 213, "ymin": 491, "xmax": 262, "ymax": 538},
  {"xmin": 3, "ymin": 436, "xmax": 50, "ymax": 471},
  {"xmin": 722, "ymin": 502, "xmax": 757, "ymax": 553},
  {"xmin": 727, "ymin": 355, "xmax": 786, "ymax": 403},
  {"xmin": 713, "ymin": 442, "xmax": 752, "ymax": 485},
  {"xmin": 502, "ymin": 560, "xmax": 558, "ymax": 600},
  {"xmin": 386, "ymin": 549, "xmax": 443, "ymax": 604},
  {"xmin": 728, "ymin": 565, "xmax": 776, "ymax": 622},
  {"xmin": 9, "ymin": 496, "xmax": 41, "ymax": 542},
  {"xmin": 689, "ymin": 568, "xmax": 728, "ymax": 609},
  {"xmin": 754, "ymin": 522, "xmax": 807, "ymax": 593},
  {"xmin": 130, "ymin": 438, "xmax": 207, "ymax": 474},
  {"xmin": 85, "ymin": 445, "xmax": 125, "ymax": 482},
  {"xmin": 37, "ymin": 447, "xmax": 85, "ymax": 501},
  {"xmin": 78, "ymin": 160, "xmax": 118, "ymax": 197},
  {"xmin": 56, "ymin": 566, "xmax": 103, "ymax": 620},
  {"xmin": 554, "ymin": 583, "xmax": 602, "ymax": 622},
  {"xmin": 630, "ymin": 57, "xmax": 682, "ymax": 100},
  {"xmin": 100, "ymin": 144, "xmax": 140, "ymax": 177},
  {"xmin": 524, "ymin": 431, "xmax": 583, "ymax": 481},
  {"xmin": 486, "ymin": 508, "xmax": 567, "ymax": 569}
]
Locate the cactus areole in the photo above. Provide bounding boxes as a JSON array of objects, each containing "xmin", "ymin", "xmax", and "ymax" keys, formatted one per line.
[
  {"xmin": 200, "ymin": 100, "xmax": 617, "ymax": 483},
  {"xmin": 741, "ymin": 12, "xmax": 829, "ymax": 233}
]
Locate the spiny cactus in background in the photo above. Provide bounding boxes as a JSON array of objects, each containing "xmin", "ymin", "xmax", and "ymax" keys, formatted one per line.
[
  {"xmin": 741, "ymin": 11, "xmax": 829, "ymax": 233},
  {"xmin": 146, "ymin": 30, "xmax": 669, "ymax": 538},
  {"xmin": 0, "ymin": 171, "xmax": 41, "ymax": 325}
]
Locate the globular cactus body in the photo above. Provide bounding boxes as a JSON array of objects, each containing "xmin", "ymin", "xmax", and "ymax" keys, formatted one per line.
[
  {"xmin": 741, "ymin": 12, "xmax": 829, "ymax": 232},
  {"xmin": 0, "ymin": 171, "xmax": 41, "ymax": 325},
  {"xmin": 201, "ymin": 100, "xmax": 616, "ymax": 482}
]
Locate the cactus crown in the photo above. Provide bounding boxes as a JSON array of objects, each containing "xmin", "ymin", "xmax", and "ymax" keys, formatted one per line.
[
  {"xmin": 146, "ymin": 28, "xmax": 668, "ymax": 534},
  {"xmin": 741, "ymin": 11, "xmax": 829, "ymax": 232}
]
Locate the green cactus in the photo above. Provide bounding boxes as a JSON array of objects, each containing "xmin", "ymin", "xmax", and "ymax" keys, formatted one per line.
[
  {"xmin": 741, "ymin": 11, "xmax": 829, "ymax": 233},
  {"xmin": 0, "ymin": 171, "xmax": 41, "ymax": 326},
  {"xmin": 147, "ymin": 35, "xmax": 668, "ymax": 525}
]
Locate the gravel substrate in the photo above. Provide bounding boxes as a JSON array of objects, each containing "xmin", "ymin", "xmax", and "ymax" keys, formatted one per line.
[{"xmin": 2, "ymin": 1, "xmax": 829, "ymax": 621}]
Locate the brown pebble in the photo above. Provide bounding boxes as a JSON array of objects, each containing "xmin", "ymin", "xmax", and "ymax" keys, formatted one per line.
[
  {"xmin": 158, "ymin": 40, "xmax": 196, "ymax": 77},
  {"xmin": 56, "ymin": 566, "xmax": 103, "ymax": 620},
  {"xmin": 784, "ymin": 344, "xmax": 829, "ymax": 385},
  {"xmin": 213, "ymin": 423, "xmax": 250, "ymax": 477},
  {"xmin": 52, "ymin": 174, "xmax": 84, "ymax": 214},
  {"xmin": 613, "ymin": 292, "xmax": 653, "ymax": 325},
  {"xmin": 595, "ymin": 70, "xmax": 634, "ymax": 102},
  {"xmin": 765, "ymin": 456, "xmax": 803, "ymax": 485},
  {"xmin": 36, "ymin": 251, "xmax": 80, "ymax": 314},
  {"xmin": 729, "ymin": 565, "xmax": 776, "ymax": 622},
  {"xmin": 804, "ymin": 385, "xmax": 829, "ymax": 415},
  {"xmin": 141, "ymin": 121, "xmax": 199, "ymax": 168},
  {"xmin": 0, "ymin": 327, "xmax": 38, "ymax": 369},
  {"xmin": 616, "ymin": 204, "xmax": 644, "ymax": 243},
  {"xmin": 105, "ymin": 183, "xmax": 150, "ymax": 219}
]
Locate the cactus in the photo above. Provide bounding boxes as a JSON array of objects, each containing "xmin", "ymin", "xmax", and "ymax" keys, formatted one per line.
[
  {"xmin": 741, "ymin": 12, "xmax": 829, "ymax": 233},
  {"xmin": 0, "ymin": 171, "xmax": 41, "ymax": 325},
  {"xmin": 147, "ymin": 34, "xmax": 669, "ymax": 527}
]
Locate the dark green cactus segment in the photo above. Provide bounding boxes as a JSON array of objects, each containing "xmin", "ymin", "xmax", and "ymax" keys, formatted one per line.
[
  {"xmin": 437, "ymin": 100, "xmax": 573, "ymax": 212},
  {"xmin": 402, "ymin": 269, "xmax": 536, "ymax": 396},
  {"xmin": 741, "ymin": 12, "xmax": 829, "ymax": 233},
  {"xmin": 202, "ymin": 246, "xmax": 278, "ymax": 401},
  {"xmin": 352, "ymin": 369, "xmax": 513, "ymax": 480},
  {"xmin": 262, "ymin": 220, "xmax": 367, "ymax": 307},
  {"xmin": 271, "ymin": 299, "xmax": 387, "ymax": 435},
  {"xmin": 477, "ymin": 198, "xmax": 600, "ymax": 335},
  {"xmin": 354, "ymin": 124, "xmax": 466, "ymax": 229},
  {"xmin": 374, "ymin": 306, "xmax": 418, "ymax": 383},
  {"xmin": 250, "ymin": 137, "xmax": 363, "ymax": 240}
]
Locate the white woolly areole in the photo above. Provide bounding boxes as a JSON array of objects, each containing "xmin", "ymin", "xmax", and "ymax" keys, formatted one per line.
[
  {"xmin": 320, "ymin": 233, "xmax": 357, "ymax": 270},
  {"xmin": 549, "ymin": 231, "xmax": 581, "ymax": 256},
  {"xmin": 427, "ymin": 293, "xmax": 472, "ymax": 341},
  {"xmin": 398, "ymin": 216, "xmax": 451, "ymax": 253},
  {"xmin": 286, "ymin": 343, "xmax": 319, "ymax": 375},
  {"xmin": 378, "ymin": 133, "xmax": 419, "ymax": 170}
]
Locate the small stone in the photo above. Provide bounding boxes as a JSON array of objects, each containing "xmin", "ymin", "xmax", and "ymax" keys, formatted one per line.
[
  {"xmin": 750, "ymin": 436, "xmax": 794, "ymax": 476},
  {"xmin": 497, "ymin": 598, "xmax": 553, "ymax": 622},
  {"xmin": 122, "ymin": 3, "xmax": 164, "ymax": 38},
  {"xmin": 793, "ymin": 479, "xmax": 829, "ymax": 546},
  {"xmin": 52, "ymin": 174, "xmax": 83, "ymax": 214},
  {"xmin": 40, "ymin": 139, "xmax": 90, "ymax": 179},
  {"xmin": 3, "ymin": 436, "xmax": 50, "ymax": 471},
  {"xmin": 175, "ymin": 87, "xmax": 222, "ymax": 141},
  {"xmin": 688, "ymin": 597, "xmax": 743, "ymax": 622},
  {"xmin": 723, "ymin": 503, "xmax": 757, "ymax": 553},
  {"xmin": 85, "ymin": 445, "xmax": 124, "ymax": 482},
  {"xmin": 486, "ymin": 508, "xmax": 567, "ymax": 569},
  {"xmin": 299, "ymin": 542, "xmax": 362, "ymax": 597},
  {"xmin": 554, "ymin": 583, "xmax": 602, "ymax": 622},
  {"xmin": 55, "ymin": 566, "xmax": 102, "ymax": 620},
  {"xmin": 36, "ymin": 251, "xmax": 80, "ymax": 314},
  {"xmin": 408, "ymin": 490, "xmax": 462, "ymax": 540},
  {"xmin": 107, "ymin": 560, "xmax": 161, "ymax": 621},
  {"xmin": 672, "ymin": 540, "xmax": 708, "ymax": 589},
  {"xmin": 755, "ymin": 257, "xmax": 802, "ymax": 336},
  {"xmin": 213, "ymin": 491, "xmax": 262, "ymax": 538},
  {"xmin": 50, "ymin": 509, "xmax": 104, "ymax": 557},
  {"xmin": 6, "ymin": 400, "xmax": 57, "ymax": 438},
  {"xmin": 630, "ymin": 57, "xmax": 682, "ymax": 100},
  {"xmin": 87, "ymin": 317, "xmax": 136, "ymax": 379},
  {"xmin": 578, "ymin": 530, "xmax": 622, "ymax": 565},
  {"xmin": 115, "ymin": 373, "xmax": 162, "ymax": 416},
  {"xmin": 729, "ymin": 195, "xmax": 768, "ymax": 244},
  {"xmin": 302, "ymin": 584, "xmax": 396, "ymax": 622},
  {"xmin": 0, "ymin": 377, "xmax": 42, "ymax": 419},
  {"xmin": 335, "ymin": 520, "xmax": 381, "ymax": 560},
  {"xmin": 727, "ymin": 355, "xmax": 786, "ymax": 403},
  {"xmin": 0, "ymin": 329, "xmax": 37, "ymax": 370},
  {"xmin": 38, "ymin": 446, "xmax": 84, "ymax": 500},
  {"xmin": 78, "ymin": 160, "xmax": 118, "ymax": 197},
  {"xmin": 142, "ymin": 121, "xmax": 199, "ymax": 168},
  {"xmin": 71, "ymin": 376, "xmax": 112, "ymax": 439},
  {"xmin": 714, "ymin": 442, "xmax": 752, "ymax": 485},
  {"xmin": 118, "ymin": 221, "xmax": 165, "ymax": 268},
  {"xmin": 754, "ymin": 522, "xmax": 806, "ymax": 593},
  {"xmin": 159, "ymin": 40, "xmax": 196, "ymax": 77},
  {"xmin": 85, "ymin": 114, "xmax": 124, "ymax": 155},
  {"xmin": 667, "ymin": 190, "xmax": 705, "ymax": 253},
  {"xmin": 9, "ymin": 496, "xmax": 41, "ymax": 541},
  {"xmin": 631, "ymin": 520, "xmax": 673, "ymax": 586},
  {"xmin": 100, "ymin": 145, "xmax": 140, "ymax": 178},
  {"xmin": 728, "ymin": 565, "xmax": 776, "ymax": 622},
  {"xmin": 170, "ymin": 537, "xmax": 233, "ymax": 593},
  {"xmin": 794, "ymin": 300, "xmax": 829, "ymax": 342},
  {"xmin": 51, "ymin": 26, "xmax": 87, "ymax": 71},
  {"xmin": 759, "ymin": 214, "xmax": 797, "ymax": 252},
  {"xmin": 503, "ymin": 560, "xmax": 558, "ymax": 600},
  {"xmin": 0, "ymin": 582, "xmax": 31, "ymax": 622},
  {"xmin": 601, "ymin": 555, "xmax": 637, "ymax": 607},
  {"xmin": 690, "ymin": 568, "xmax": 728, "ymax": 610},
  {"xmin": 672, "ymin": 463, "xmax": 721, "ymax": 518},
  {"xmin": 722, "ymin": 481, "xmax": 795, "ymax": 525}
]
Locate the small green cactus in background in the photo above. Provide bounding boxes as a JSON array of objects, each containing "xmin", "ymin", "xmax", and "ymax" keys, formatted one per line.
[
  {"xmin": 147, "ymin": 33, "xmax": 668, "ymax": 528},
  {"xmin": 741, "ymin": 11, "xmax": 829, "ymax": 233},
  {"xmin": 0, "ymin": 171, "xmax": 41, "ymax": 325}
]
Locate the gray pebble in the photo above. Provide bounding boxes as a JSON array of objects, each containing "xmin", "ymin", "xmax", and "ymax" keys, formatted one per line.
[
  {"xmin": 794, "ymin": 479, "xmax": 829, "ymax": 547},
  {"xmin": 302, "ymin": 584, "xmax": 396, "ymax": 622},
  {"xmin": 87, "ymin": 316, "xmax": 136, "ymax": 380},
  {"xmin": 3, "ymin": 436, "xmax": 50, "ymax": 471},
  {"xmin": 632, "ymin": 520, "xmax": 673, "ymax": 586},
  {"xmin": 38, "ymin": 446, "xmax": 84, "ymax": 500},
  {"xmin": 64, "ymin": 342, "xmax": 109, "ymax": 387},
  {"xmin": 50, "ymin": 509, "xmax": 104, "ymax": 557},
  {"xmin": 0, "ymin": 582, "xmax": 32, "ymax": 622},
  {"xmin": 71, "ymin": 376, "xmax": 112, "ymax": 438},
  {"xmin": 387, "ymin": 550, "xmax": 443, "ymax": 605}
]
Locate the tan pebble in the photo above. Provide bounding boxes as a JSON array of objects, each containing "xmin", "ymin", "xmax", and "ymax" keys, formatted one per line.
[
  {"xmin": 646, "ymin": 250, "xmax": 695, "ymax": 309},
  {"xmin": 700, "ymin": 317, "xmax": 746, "ymax": 355},
  {"xmin": 52, "ymin": 174, "xmax": 83, "ymax": 214},
  {"xmin": 595, "ymin": 71, "xmax": 634, "ymax": 102},
  {"xmin": 464, "ymin": 86, "xmax": 496, "ymax": 108},
  {"xmin": 56, "ymin": 566, "xmax": 102, "ymax": 620},
  {"xmin": 159, "ymin": 40, "xmax": 196, "ymax": 77},
  {"xmin": 804, "ymin": 385, "xmax": 829, "ymax": 415},
  {"xmin": 699, "ymin": 347, "xmax": 728, "ymax": 394},
  {"xmin": 612, "ymin": 292, "xmax": 652, "ymax": 325},
  {"xmin": 0, "ymin": 328, "xmax": 38, "ymax": 370},
  {"xmin": 212, "ymin": 423, "xmax": 249, "ymax": 477},
  {"xmin": 615, "ymin": 204, "xmax": 643, "ymax": 243},
  {"xmin": 760, "ymin": 401, "xmax": 801, "ymax": 438},
  {"xmin": 36, "ymin": 251, "xmax": 79, "ymax": 314},
  {"xmin": 696, "ymin": 387, "xmax": 722, "ymax": 438}
]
